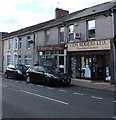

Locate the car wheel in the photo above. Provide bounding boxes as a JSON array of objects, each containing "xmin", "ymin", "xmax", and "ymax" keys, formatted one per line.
[
  {"xmin": 5, "ymin": 73, "xmax": 8, "ymax": 79},
  {"xmin": 46, "ymin": 77, "xmax": 52, "ymax": 87},
  {"xmin": 67, "ymin": 79, "xmax": 71, "ymax": 86},
  {"xmin": 14, "ymin": 74, "xmax": 18, "ymax": 80},
  {"xmin": 26, "ymin": 76, "xmax": 31, "ymax": 83}
]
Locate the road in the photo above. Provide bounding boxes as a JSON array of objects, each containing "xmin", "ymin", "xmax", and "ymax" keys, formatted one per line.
[{"xmin": 1, "ymin": 75, "xmax": 115, "ymax": 118}]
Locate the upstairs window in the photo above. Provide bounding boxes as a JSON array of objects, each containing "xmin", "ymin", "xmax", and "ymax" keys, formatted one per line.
[
  {"xmin": 7, "ymin": 39, "xmax": 11, "ymax": 51},
  {"xmin": 27, "ymin": 36, "xmax": 31, "ymax": 49},
  {"xmin": 19, "ymin": 38, "xmax": 22, "ymax": 49},
  {"xmin": 14, "ymin": 38, "xmax": 18, "ymax": 50},
  {"xmin": 59, "ymin": 27, "xmax": 64, "ymax": 43},
  {"xmin": 87, "ymin": 20, "xmax": 95, "ymax": 40},
  {"xmin": 45, "ymin": 30, "xmax": 50, "ymax": 45},
  {"xmin": 68, "ymin": 25, "xmax": 74, "ymax": 42}
]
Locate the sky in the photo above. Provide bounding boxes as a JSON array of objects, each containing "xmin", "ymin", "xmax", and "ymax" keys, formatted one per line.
[{"xmin": 0, "ymin": 0, "xmax": 112, "ymax": 33}]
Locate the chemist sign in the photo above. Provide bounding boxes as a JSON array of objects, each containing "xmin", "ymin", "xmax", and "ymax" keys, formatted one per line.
[{"xmin": 68, "ymin": 39, "xmax": 110, "ymax": 51}]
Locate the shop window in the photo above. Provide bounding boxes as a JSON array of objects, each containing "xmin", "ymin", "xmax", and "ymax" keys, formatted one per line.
[
  {"xmin": 71, "ymin": 56, "xmax": 81, "ymax": 78},
  {"xmin": 87, "ymin": 20, "xmax": 95, "ymax": 40},
  {"xmin": 81, "ymin": 56, "xmax": 86, "ymax": 78},
  {"xmin": 59, "ymin": 56, "xmax": 64, "ymax": 73},
  {"xmin": 105, "ymin": 55, "xmax": 111, "ymax": 81}
]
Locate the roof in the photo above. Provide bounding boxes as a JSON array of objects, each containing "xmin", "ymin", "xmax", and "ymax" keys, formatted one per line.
[{"xmin": 4, "ymin": 1, "xmax": 116, "ymax": 39}]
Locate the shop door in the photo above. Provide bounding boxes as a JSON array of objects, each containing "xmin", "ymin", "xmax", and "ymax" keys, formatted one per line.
[{"xmin": 92, "ymin": 55, "xmax": 103, "ymax": 80}]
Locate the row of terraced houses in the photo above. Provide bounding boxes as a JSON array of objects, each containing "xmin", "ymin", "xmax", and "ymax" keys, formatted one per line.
[{"xmin": 0, "ymin": 1, "xmax": 116, "ymax": 84}]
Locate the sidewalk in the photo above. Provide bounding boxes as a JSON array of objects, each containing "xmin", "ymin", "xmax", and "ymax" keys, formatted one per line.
[{"xmin": 71, "ymin": 78, "xmax": 115, "ymax": 92}]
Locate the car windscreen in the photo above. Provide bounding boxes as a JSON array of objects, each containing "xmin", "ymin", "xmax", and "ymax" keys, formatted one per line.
[
  {"xmin": 16, "ymin": 64, "xmax": 28, "ymax": 71},
  {"xmin": 44, "ymin": 66, "xmax": 61, "ymax": 74}
]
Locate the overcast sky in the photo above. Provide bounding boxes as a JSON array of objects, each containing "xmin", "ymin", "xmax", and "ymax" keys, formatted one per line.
[{"xmin": 0, "ymin": 0, "xmax": 112, "ymax": 33}]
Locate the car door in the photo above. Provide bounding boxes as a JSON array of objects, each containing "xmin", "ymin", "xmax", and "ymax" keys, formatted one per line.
[
  {"xmin": 37, "ymin": 66, "xmax": 46, "ymax": 83},
  {"xmin": 29, "ymin": 67, "xmax": 39, "ymax": 82},
  {"xmin": 6, "ymin": 65, "xmax": 15, "ymax": 78}
]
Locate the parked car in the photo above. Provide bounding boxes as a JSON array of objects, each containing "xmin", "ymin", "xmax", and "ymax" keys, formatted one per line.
[
  {"xmin": 26, "ymin": 66, "xmax": 71, "ymax": 86},
  {"xmin": 5, "ymin": 64, "xmax": 28, "ymax": 80}
]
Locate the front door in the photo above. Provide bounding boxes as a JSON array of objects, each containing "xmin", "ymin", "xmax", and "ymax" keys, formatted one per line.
[{"xmin": 91, "ymin": 55, "xmax": 103, "ymax": 80}]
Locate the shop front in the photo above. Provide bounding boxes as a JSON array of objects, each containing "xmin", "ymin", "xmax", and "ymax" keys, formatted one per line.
[
  {"xmin": 67, "ymin": 39, "xmax": 111, "ymax": 82},
  {"xmin": 37, "ymin": 44, "xmax": 65, "ymax": 73}
]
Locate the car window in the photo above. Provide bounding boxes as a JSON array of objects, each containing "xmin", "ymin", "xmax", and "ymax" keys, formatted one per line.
[
  {"xmin": 15, "ymin": 64, "xmax": 28, "ymax": 70},
  {"xmin": 33, "ymin": 66, "xmax": 38, "ymax": 71},
  {"xmin": 38, "ymin": 66, "xmax": 45, "ymax": 72},
  {"xmin": 45, "ymin": 66, "xmax": 61, "ymax": 74}
]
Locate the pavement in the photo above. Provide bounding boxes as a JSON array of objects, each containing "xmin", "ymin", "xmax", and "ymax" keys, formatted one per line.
[
  {"xmin": 71, "ymin": 78, "xmax": 115, "ymax": 92},
  {"xmin": 0, "ymin": 72, "xmax": 115, "ymax": 92}
]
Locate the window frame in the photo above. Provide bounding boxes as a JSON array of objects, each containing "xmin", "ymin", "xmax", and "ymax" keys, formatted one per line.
[
  {"xmin": 68, "ymin": 25, "xmax": 74, "ymax": 42},
  {"xmin": 24, "ymin": 55, "xmax": 32, "ymax": 66},
  {"xmin": 27, "ymin": 36, "xmax": 31, "ymax": 49},
  {"xmin": 19, "ymin": 38, "xmax": 22, "ymax": 49},
  {"xmin": 7, "ymin": 39, "xmax": 11, "ymax": 51},
  {"xmin": 87, "ymin": 19, "xmax": 95, "ymax": 40},
  {"xmin": 14, "ymin": 38, "xmax": 18, "ymax": 50},
  {"xmin": 6, "ymin": 54, "xmax": 11, "ymax": 66},
  {"xmin": 45, "ymin": 30, "xmax": 50, "ymax": 45},
  {"xmin": 59, "ymin": 26, "xmax": 65, "ymax": 43}
]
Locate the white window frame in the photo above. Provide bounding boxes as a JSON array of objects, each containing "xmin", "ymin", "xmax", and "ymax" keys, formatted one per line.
[
  {"xmin": 68, "ymin": 25, "xmax": 74, "ymax": 42},
  {"xmin": 7, "ymin": 39, "xmax": 11, "ymax": 51},
  {"xmin": 18, "ymin": 38, "xmax": 22, "ymax": 49},
  {"xmin": 6, "ymin": 54, "xmax": 11, "ymax": 66},
  {"xmin": 14, "ymin": 38, "xmax": 18, "ymax": 50},
  {"xmin": 87, "ymin": 19, "xmax": 95, "ymax": 40}
]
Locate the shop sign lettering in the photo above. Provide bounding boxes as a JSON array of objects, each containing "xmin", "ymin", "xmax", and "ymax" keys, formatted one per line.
[
  {"xmin": 37, "ymin": 44, "xmax": 65, "ymax": 51},
  {"xmin": 68, "ymin": 39, "xmax": 110, "ymax": 51}
]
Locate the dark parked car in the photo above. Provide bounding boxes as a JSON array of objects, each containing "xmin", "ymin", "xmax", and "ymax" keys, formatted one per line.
[
  {"xmin": 5, "ymin": 64, "xmax": 28, "ymax": 80},
  {"xmin": 26, "ymin": 66, "xmax": 71, "ymax": 86}
]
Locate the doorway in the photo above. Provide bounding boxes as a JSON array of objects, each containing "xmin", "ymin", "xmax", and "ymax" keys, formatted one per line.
[{"xmin": 92, "ymin": 55, "xmax": 103, "ymax": 80}]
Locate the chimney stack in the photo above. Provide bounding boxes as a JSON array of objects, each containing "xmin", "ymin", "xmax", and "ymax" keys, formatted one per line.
[{"xmin": 55, "ymin": 8, "xmax": 69, "ymax": 19}]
